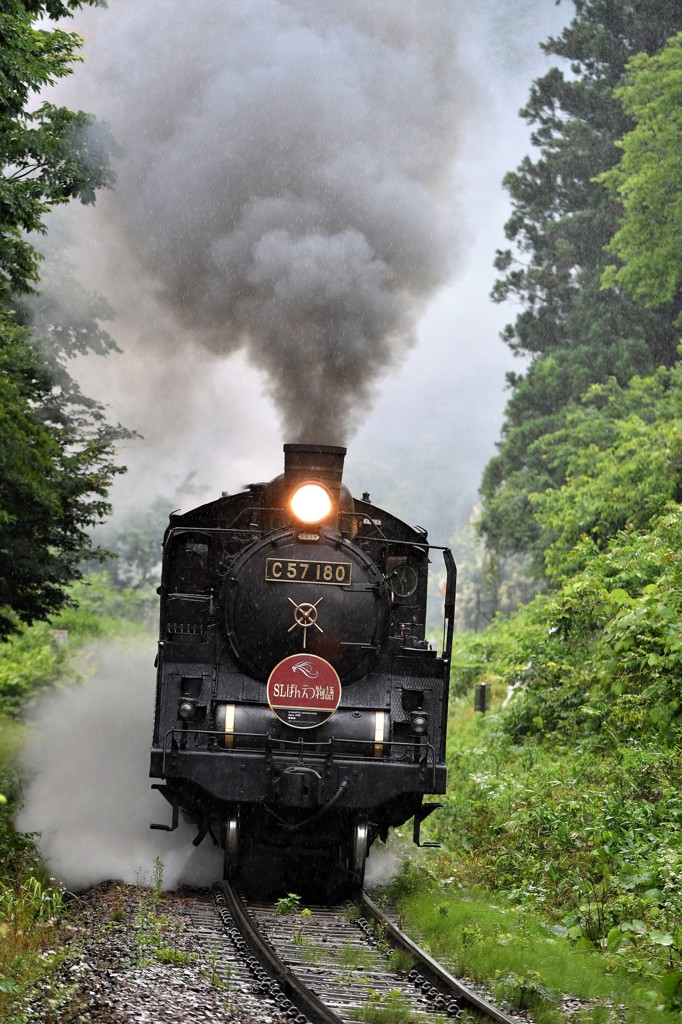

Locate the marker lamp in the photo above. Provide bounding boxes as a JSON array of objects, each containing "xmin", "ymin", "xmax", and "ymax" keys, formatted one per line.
[
  {"xmin": 290, "ymin": 483, "xmax": 332, "ymax": 524},
  {"xmin": 178, "ymin": 699, "xmax": 197, "ymax": 721},
  {"xmin": 410, "ymin": 711, "xmax": 429, "ymax": 736}
]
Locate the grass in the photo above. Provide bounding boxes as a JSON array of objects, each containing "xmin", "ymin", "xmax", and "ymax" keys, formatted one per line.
[
  {"xmin": 379, "ymin": 679, "xmax": 682, "ymax": 1022},
  {"xmin": 340, "ymin": 943, "xmax": 375, "ymax": 970},
  {"xmin": 386, "ymin": 948, "xmax": 413, "ymax": 974},
  {"xmin": 349, "ymin": 988, "xmax": 419, "ymax": 1024},
  {"xmin": 0, "ymin": 875, "xmax": 70, "ymax": 1022},
  {"xmin": 397, "ymin": 881, "xmax": 682, "ymax": 1021}
]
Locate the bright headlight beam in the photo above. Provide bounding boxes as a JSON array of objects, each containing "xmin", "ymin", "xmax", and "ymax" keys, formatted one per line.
[{"xmin": 291, "ymin": 483, "xmax": 332, "ymax": 524}]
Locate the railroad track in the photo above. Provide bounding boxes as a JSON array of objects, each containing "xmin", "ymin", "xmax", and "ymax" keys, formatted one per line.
[{"xmin": 207, "ymin": 881, "xmax": 518, "ymax": 1024}]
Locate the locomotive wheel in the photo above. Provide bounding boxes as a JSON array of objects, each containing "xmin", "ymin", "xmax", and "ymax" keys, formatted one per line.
[
  {"xmin": 350, "ymin": 821, "xmax": 368, "ymax": 888},
  {"xmin": 223, "ymin": 814, "xmax": 240, "ymax": 880}
]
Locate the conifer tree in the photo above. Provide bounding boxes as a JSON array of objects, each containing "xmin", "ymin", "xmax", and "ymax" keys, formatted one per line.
[{"xmin": 480, "ymin": 0, "xmax": 682, "ymax": 569}]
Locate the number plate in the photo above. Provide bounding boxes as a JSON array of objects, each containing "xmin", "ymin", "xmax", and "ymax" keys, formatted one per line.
[{"xmin": 265, "ymin": 557, "xmax": 352, "ymax": 586}]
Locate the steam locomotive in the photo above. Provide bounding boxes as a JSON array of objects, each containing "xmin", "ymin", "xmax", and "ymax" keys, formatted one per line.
[{"xmin": 149, "ymin": 444, "xmax": 455, "ymax": 892}]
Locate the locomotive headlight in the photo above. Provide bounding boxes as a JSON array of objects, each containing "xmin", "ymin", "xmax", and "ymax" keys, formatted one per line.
[
  {"xmin": 290, "ymin": 483, "xmax": 332, "ymax": 524},
  {"xmin": 410, "ymin": 711, "xmax": 429, "ymax": 736}
]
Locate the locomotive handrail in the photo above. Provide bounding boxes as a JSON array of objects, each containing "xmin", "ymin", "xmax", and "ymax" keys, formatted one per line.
[
  {"xmin": 159, "ymin": 727, "xmax": 440, "ymax": 790},
  {"xmin": 166, "ymin": 524, "xmax": 262, "ymax": 537}
]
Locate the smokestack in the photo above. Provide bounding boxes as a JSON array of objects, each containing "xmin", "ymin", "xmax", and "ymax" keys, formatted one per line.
[{"xmin": 283, "ymin": 443, "xmax": 347, "ymax": 503}]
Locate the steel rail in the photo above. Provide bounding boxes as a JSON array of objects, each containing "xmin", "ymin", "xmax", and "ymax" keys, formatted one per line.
[
  {"xmin": 217, "ymin": 880, "xmax": 517, "ymax": 1024},
  {"xmin": 360, "ymin": 891, "xmax": 517, "ymax": 1024},
  {"xmin": 216, "ymin": 880, "xmax": 344, "ymax": 1024}
]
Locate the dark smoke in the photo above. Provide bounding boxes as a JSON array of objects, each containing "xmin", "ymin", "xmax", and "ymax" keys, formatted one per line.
[{"xmin": 66, "ymin": 0, "xmax": 469, "ymax": 443}]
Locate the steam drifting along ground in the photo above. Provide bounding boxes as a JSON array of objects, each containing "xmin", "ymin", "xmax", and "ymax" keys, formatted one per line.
[{"xmin": 17, "ymin": 640, "xmax": 223, "ymax": 890}]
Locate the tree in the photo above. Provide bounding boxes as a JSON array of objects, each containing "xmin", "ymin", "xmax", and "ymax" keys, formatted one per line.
[
  {"xmin": 0, "ymin": 313, "xmax": 127, "ymax": 637},
  {"xmin": 599, "ymin": 32, "xmax": 682, "ymax": 317},
  {"xmin": 90, "ymin": 477, "xmax": 203, "ymax": 591},
  {"xmin": 480, "ymin": 0, "xmax": 682, "ymax": 571},
  {"xmin": 0, "ymin": 1, "xmax": 131, "ymax": 638},
  {"xmin": 529, "ymin": 365, "xmax": 682, "ymax": 582},
  {"xmin": 0, "ymin": 0, "xmax": 115, "ymax": 298},
  {"xmin": 492, "ymin": 0, "xmax": 681, "ymax": 361}
]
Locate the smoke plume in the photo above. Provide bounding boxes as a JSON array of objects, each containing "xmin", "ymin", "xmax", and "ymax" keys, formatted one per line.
[{"xmin": 65, "ymin": 0, "xmax": 468, "ymax": 443}]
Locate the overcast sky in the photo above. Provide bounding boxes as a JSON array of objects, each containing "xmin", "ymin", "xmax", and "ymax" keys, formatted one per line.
[{"xmin": 49, "ymin": 0, "xmax": 569, "ymax": 543}]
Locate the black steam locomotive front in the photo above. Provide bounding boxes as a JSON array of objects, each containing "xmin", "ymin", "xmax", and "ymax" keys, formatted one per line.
[{"xmin": 149, "ymin": 444, "xmax": 455, "ymax": 890}]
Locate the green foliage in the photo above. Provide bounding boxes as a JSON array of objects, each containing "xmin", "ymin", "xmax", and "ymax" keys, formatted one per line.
[
  {"xmin": 0, "ymin": 1, "xmax": 133, "ymax": 638},
  {"xmin": 53, "ymin": 573, "xmax": 157, "ymax": 636},
  {"xmin": 0, "ymin": 872, "xmax": 68, "ymax": 1021},
  {"xmin": 382, "ymin": 857, "xmax": 437, "ymax": 904},
  {"xmin": 442, "ymin": 349, "xmax": 682, "ymax": 1003},
  {"xmin": 386, "ymin": 948, "xmax": 413, "ymax": 975},
  {"xmin": 0, "ymin": 723, "xmax": 40, "ymax": 883},
  {"xmin": 494, "ymin": 969, "xmax": 556, "ymax": 1011},
  {"xmin": 134, "ymin": 858, "xmax": 168, "ymax": 966},
  {"xmin": 454, "ymin": 501, "xmax": 682, "ymax": 747},
  {"xmin": 492, "ymin": 0, "xmax": 681, "ymax": 357},
  {"xmin": 340, "ymin": 943, "xmax": 374, "ymax": 970},
  {"xmin": 154, "ymin": 946, "xmax": 195, "ymax": 967},
  {"xmin": 350, "ymin": 988, "xmax": 416, "ymax": 1024},
  {"xmin": 392, "ymin": 870, "xmax": 682, "ymax": 1022},
  {"xmin": 0, "ymin": 0, "xmax": 113, "ymax": 299},
  {"xmin": 0, "ymin": 623, "xmax": 67, "ymax": 718},
  {"xmin": 0, "ymin": 564, "xmax": 156, "ymax": 1004},
  {"xmin": 0, "ymin": 573, "xmax": 155, "ymax": 720},
  {"xmin": 0, "ymin": 307, "xmax": 133, "ymax": 640},
  {"xmin": 530, "ymin": 366, "xmax": 682, "ymax": 582},
  {"xmin": 454, "ymin": 26, "xmax": 682, "ymax": 984},
  {"xmin": 0, "ymin": 876, "xmax": 65, "ymax": 932},
  {"xmin": 0, "ymin": 572, "xmax": 157, "ymax": 1022},
  {"xmin": 440, "ymin": 607, "xmax": 682, "ymax": 1010},
  {"xmin": 481, "ymin": 1, "xmax": 682, "ymax": 564},
  {"xmin": 275, "ymin": 892, "xmax": 301, "ymax": 915},
  {"xmin": 599, "ymin": 33, "xmax": 682, "ymax": 316}
]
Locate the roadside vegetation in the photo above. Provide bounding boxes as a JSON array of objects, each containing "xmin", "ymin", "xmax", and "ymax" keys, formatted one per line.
[
  {"xmin": 0, "ymin": 2, "xmax": 141, "ymax": 1017},
  {"xmin": 388, "ymin": 666, "xmax": 682, "ymax": 1020},
  {"xmin": 389, "ymin": 852, "xmax": 682, "ymax": 1023},
  {"xmin": 0, "ymin": 573, "xmax": 155, "ymax": 1020}
]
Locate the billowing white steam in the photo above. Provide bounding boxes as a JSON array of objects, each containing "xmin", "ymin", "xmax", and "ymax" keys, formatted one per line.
[
  {"xmin": 67, "ymin": 0, "xmax": 468, "ymax": 442},
  {"xmin": 17, "ymin": 641, "xmax": 223, "ymax": 890}
]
